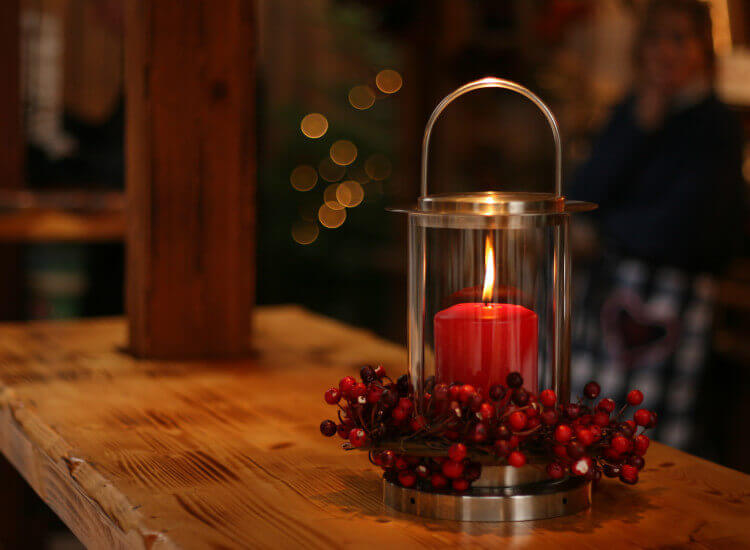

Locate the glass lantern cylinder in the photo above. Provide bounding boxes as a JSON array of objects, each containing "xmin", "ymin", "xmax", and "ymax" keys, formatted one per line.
[{"xmin": 394, "ymin": 78, "xmax": 594, "ymax": 414}]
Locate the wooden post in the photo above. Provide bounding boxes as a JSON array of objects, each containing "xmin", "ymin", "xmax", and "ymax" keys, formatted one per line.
[
  {"xmin": 124, "ymin": 0, "xmax": 256, "ymax": 358},
  {"xmin": 0, "ymin": 0, "xmax": 25, "ymax": 321}
]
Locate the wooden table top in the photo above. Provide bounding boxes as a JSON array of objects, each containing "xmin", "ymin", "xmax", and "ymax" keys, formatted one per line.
[{"xmin": 0, "ymin": 306, "xmax": 748, "ymax": 549}]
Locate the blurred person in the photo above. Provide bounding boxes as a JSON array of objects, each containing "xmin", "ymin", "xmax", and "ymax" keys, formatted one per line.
[{"xmin": 568, "ymin": 0, "xmax": 747, "ymax": 451}]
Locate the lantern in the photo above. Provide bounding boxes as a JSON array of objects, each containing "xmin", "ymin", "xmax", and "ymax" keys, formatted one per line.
[{"xmin": 386, "ymin": 78, "xmax": 597, "ymax": 521}]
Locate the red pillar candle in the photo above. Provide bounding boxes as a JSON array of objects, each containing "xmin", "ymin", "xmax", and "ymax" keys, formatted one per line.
[{"xmin": 434, "ymin": 303, "xmax": 538, "ymax": 394}]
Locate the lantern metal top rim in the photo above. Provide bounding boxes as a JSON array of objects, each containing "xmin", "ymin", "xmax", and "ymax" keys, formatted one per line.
[{"xmin": 387, "ymin": 192, "xmax": 596, "ymax": 217}]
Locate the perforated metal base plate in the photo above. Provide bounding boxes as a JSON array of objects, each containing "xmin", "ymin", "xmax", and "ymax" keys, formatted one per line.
[{"xmin": 383, "ymin": 477, "xmax": 591, "ymax": 522}]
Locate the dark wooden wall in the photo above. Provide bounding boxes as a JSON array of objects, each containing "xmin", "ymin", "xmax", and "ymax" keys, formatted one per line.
[{"xmin": 124, "ymin": 0, "xmax": 257, "ymax": 359}]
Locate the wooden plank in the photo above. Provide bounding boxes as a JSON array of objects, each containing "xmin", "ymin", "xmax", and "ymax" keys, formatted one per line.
[
  {"xmin": 0, "ymin": 306, "xmax": 748, "ymax": 549},
  {"xmin": 124, "ymin": 0, "xmax": 256, "ymax": 358}
]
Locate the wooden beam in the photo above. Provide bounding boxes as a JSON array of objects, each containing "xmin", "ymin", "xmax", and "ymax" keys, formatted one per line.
[
  {"xmin": 124, "ymin": 0, "xmax": 256, "ymax": 358},
  {"xmin": 0, "ymin": 0, "xmax": 25, "ymax": 321}
]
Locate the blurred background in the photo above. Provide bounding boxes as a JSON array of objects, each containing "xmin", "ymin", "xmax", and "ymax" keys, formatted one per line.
[{"xmin": 1, "ymin": 0, "xmax": 749, "ymax": 545}]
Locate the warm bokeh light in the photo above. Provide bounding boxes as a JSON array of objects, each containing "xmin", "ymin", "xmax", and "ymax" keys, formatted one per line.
[
  {"xmin": 330, "ymin": 140, "xmax": 358, "ymax": 166},
  {"xmin": 318, "ymin": 158, "xmax": 346, "ymax": 182},
  {"xmin": 318, "ymin": 204, "xmax": 347, "ymax": 228},
  {"xmin": 290, "ymin": 165, "xmax": 318, "ymax": 191},
  {"xmin": 300, "ymin": 113, "xmax": 328, "ymax": 139},
  {"xmin": 364, "ymin": 154, "xmax": 392, "ymax": 181},
  {"xmin": 375, "ymin": 69, "xmax": 402, "ymax": 94},
  {"xmin": 324, "ymin": 184, "xmax": 345, "ymax": 210},
  {"xmin": 291, "ymin": 221, "xmax": 319, "ymax": 245},
  {"xmin": 336, "ymin": 180, "xmax": 364, "ymax": 208},
  {"xmin": 348, "ymin": 85, "xmax": 376, "ymax": 110}
]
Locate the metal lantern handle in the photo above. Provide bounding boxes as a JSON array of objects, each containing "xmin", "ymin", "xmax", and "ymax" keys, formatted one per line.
[{"xmin": 420, "ymin": 77, "xmax": 562, "ymax": 198}]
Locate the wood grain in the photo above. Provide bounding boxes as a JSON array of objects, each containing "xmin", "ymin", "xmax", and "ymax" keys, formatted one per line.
[
  {"xmin": 124, "ymin": 0, "xmax": 256, "ymax": 359},
  {"xmin": 0, "ymin": 306, "xmax": 748, "ymax": 549}
]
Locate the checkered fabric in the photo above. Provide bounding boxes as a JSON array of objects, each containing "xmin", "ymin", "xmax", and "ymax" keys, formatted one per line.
[{"xmin": 571, "ymin": 253, "xmax": 715, "ymax": 450}]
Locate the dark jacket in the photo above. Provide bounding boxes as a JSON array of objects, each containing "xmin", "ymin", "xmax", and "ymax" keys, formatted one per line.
[{"xmin": 569, "ymin": 93, "xmax": 747, "ymax": 273}]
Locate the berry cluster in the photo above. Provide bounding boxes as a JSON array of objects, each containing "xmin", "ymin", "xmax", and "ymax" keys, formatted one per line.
[{"xmin": 320, "ymin": 365, "xmax": 656, "ymax": 492}]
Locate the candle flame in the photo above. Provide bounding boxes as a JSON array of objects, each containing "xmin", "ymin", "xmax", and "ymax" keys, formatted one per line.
[{"xmin": 482, "ymin": 236, "xmax": 495, "ymax": 302}]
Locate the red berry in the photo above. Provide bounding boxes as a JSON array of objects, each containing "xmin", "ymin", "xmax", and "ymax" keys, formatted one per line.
[
  {"xmin": 339, "ymin": 376, "xmax": 356, "ymax": 398},
  {"xmin": 565, "ymin": 403, "xmax": 581, "ymax": 419},
  {"xmin": 627, "ymin": 389, "xmax": 644, "ymax": 406},
  {"xmin": 576, "ymin": 428, "xmax": 594, "ymax": 447},
  {"xmin": 512, "ymin": 389, "xmax": 530, "ymax": 407},
  {"xmin": 394, "ymin": 456, "xmax": 409, "ymax": 470},
  {"xmin": 410, "ymin": 415, "xmax": 427, "ymax": 432},
  {"xmin": 508, "ymin": 435, "xmax": 520, "ymax": 449},
  {"xmin": 526, "ymin": 416, "xmax": 541, "ymax": 431},
  {"xmin": 442, "ymin": 460, "xmax": 465, "ymax": 479},
  {"xmin": 506, "ymin": 372, "xmax": 523, "ymax": 388},
  {"xmin": 469, "ymin": 422, "xmax": 488, "ymax": 443},
  {"xmin": 627, "ymin": 455, "xmax": 646, "ymax": 470},
  {"xmin": 398, "ymin": 470, "xmax": 417, "ymax": 487},
  {"xmin": 324, "ymin": 387, "xmax": 341, "ymax": 404},
  {"xmin": 584, "ymin": 381, "xmax": 601, "ymax": 399},
  {"xmin": 320, "ymin": 420, "xmax": 337, "ymax": 436},
  {"xmin": 392, "ymin": 406, "xmax": 408, "ymax": 422},
  {"xmin": 554, "ymin": 424, "xmax": 573, "ymax": 444},
  {"xmin": 509, "ymin": 411, "xmax": 528, "ymax": 432},
  {"xmin": 571, "ymin": 456, "xmax": 593, "ymax": 477},
  {"xmin": 374, "ymin": 364, "xmax": 387, "ymax": 378},
  {"xmin": 430, "ymin": 473, "xmax": 448, "ymax": 489},
  {"xmin": 459, "ymin": 385, "xmax": 476, "ymax": 403},
  {"xmin": 351, "ymin": 383, "xmax": 368, "ymax": 404},
  {"xmin": 634, "ymin": 409, "xmax": 652, "ymax": 427},
  {"xmin": 645, "ymin": 411, "xmax": 658, "ymax": 429},
  {"xmin": 603, "ymin": 463, "xmax": 622, "ymax": 478},
  {"xmin": 398, "ymin": 398, "xmax": 414, "ymax": 412},
  {"xmin": 367, "ymin": 387, "xmax": 383, "ymax": 404},
  {"xmin": 634, "ymin": 434, "xmax": 650, "ymax": 455},
  {"xmin": 337, "ymin": 423, "xmax": 351, "ymax": 439},
  {"xmin": 360, "ymin": 365, "xmax": 377, "ymax": 383},
  {"xmin": 489, "ymin": 384, "xmax": 507, "ymax": 401},
  {"xmin": 539, "ymin": 389, "xmax": 557, "ymax": 408},
  {"xmin": 567, "ymin": 441, "xmax": 585, "ymax": 459},
  {"xmin": 553, "ymin": 444, "xmax": 569, "ymax": 459},
  {"xmin": 494, "ymin": 439, "xmax": 511, "ymax": 457},
  {"xmin": 433, "ymin": 383, "xmax": 449, "ymax": 401},
  {"xmin": 478, "ymin": 402, "xmax": 495, "ymax": 421},
  {"xmin": 541, "ymin": 409, "xmax": 559, "ymax": 425},
  {"xmin": 448, "ymin": 443, "xmax": 468, "ymax": 462},
  {"xmin": 593, "ymin": 411, "xmax": 610, "ymax": 427},
  {"xmin": 452, "ymin": 478, "xmax": 470, "ymax": 492},
  {"xmin": 348, "ymin": 428, "xmax": 368, "ymax": 448},
  {"xmin": 379, "ymin": 450, "xmax": 395, "ymax": 468},
  {"xmin": 547, "ymin": 461, "xmax": 566, "ymax": 480},
  {"xmin": 597, "ymin": 398, "xmax": 616, "ymax": 413},
  {"xmin": 448, "ymin": 384, "xmax": 461, "ymax": 401},
  {"xmin": 610, "ymin": 435, "xmax": 630, "ymax": 455},
  {"xmin": 603, "ymin": 447, "xmax": 623, "ymax": 463},
  {"xmin": 508, "ymin": 451, "xmax": 527, "ymax": 468},
  {"xmin": 589, "ymin": 425, "xmax": 603, "ymax": 442},
  {"xmin": 620, "ymin": 464, "xmax": 639, "ymax": 484},
  {"xmin": 415, "ymin": 464, "xmax": 430, "ymax": 479}
]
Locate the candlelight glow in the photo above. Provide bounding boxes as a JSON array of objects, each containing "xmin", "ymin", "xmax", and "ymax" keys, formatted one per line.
[
  {"xmin": 300, "ymin": 113, "xmax": 328, "ymax": 139},
  {"xmin": 482, "ymin": 236, "xmax": 495, "ymax": 302}
]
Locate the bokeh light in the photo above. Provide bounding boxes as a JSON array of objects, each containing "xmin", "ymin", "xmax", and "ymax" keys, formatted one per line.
[
  {"xmin": 290, "ymin": 165, "xmax": 318, "ymax": 191},
  {"xmin": 318, "ymin": 204, "xmax": 347, "ymax": 228},
  {"xmin": 324, "ymin": 184, "xmax": 345, "ymax": 210},
  {"xmin": 365, "ymin": 154, "xmax": 392, "ymax": 180},
  {"xmin": 336, "ymin": 180, "xmax": 364, "ymax": 208},
  {"xmin": 300, "ymin": 113, "xmax": 328, "ymax": 139},
  {"xmin": 330, "ymin": 140, "xmax": 358, "ymax": 166},
  {"xmin": 318, "ymin": 158, "xmax": 346, "ymax": 182},
  {"xmin": 291, "ymin": 221, "xmax": 319, "ymax": 245},
  {"xmin": 375, "ymin": 69, "xmax": 403, "ymax": 94},
  {"xmin": 348, "ymin": 85, "xmax": 376, "ymax": 110}
]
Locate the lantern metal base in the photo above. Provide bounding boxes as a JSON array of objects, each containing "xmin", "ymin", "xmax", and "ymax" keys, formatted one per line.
[{"xmin": 383, "ymin": 476, "xmax": 591, "ymax": 522}]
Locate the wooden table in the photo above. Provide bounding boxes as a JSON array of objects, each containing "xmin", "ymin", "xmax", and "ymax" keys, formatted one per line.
[{"xmin": 0, "ymin": 306, "xmax": 748, "ymax": 549}]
